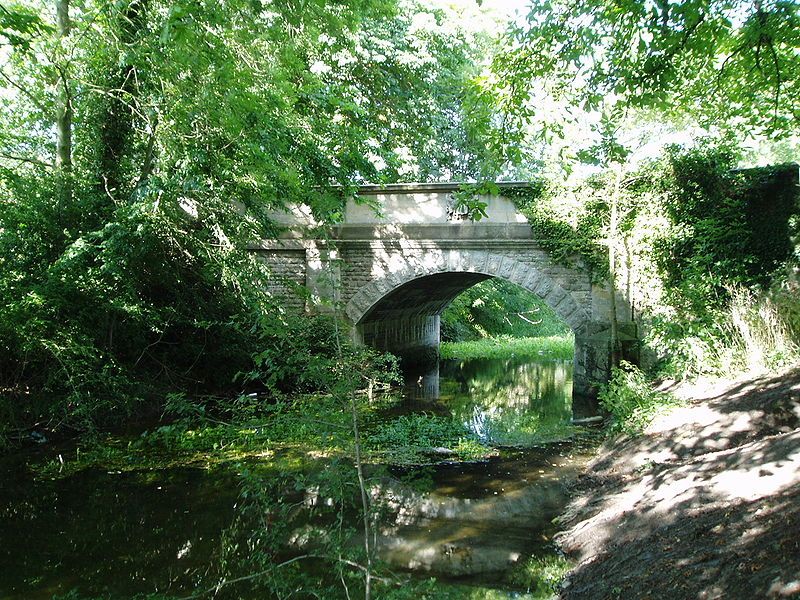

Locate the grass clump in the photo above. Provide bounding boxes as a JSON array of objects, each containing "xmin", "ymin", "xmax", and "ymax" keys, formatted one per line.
[
  {"xmin": 650, "ymin": 285, "xmax": 800, "ymax": 380},
  {"xmin": 599, "ymin": 361, "xmax": 684, "ymax": 435},
  {"xmin": 507, "ymin": 554, "xmax": 572, "ymax": 597},
  {"xmin": 724, "ymin": 285, "xmax": 799, "ymax": 373},
  {"xmin": 441, "ymin": 335, "xmax": 574, "ymax": 361}
]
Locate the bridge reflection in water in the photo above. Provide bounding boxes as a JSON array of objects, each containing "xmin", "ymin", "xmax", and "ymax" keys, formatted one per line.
[{"xmin": 373, "ymin": 354, "xmax": 592, "ymax": 582}]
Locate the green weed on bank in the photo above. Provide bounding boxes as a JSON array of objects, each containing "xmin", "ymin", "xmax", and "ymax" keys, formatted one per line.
[
  {"xmin": 599, "ymin": 361, "xmax": 684, "ymax": 435},
  {"xmin": 441, "ymin": 335, "xmax": 574, "ymax": 361}
]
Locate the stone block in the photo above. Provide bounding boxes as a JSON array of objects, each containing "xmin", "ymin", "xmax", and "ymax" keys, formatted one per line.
[
  {"xmin": 498, "ymin": 257, "xmax": 515, "ymax": 279},
  {"xmin": 532, "ymin": 276, "xmax": 554, "ymax": 300},
  {"xmin": 470, "ymin": 250, "xmax": 489, "ymax": 273},
  {"xmin": 545, "ymin": 285, "xmax": 568, "ymax": 309},
  {"xmin": 557, "ymin": 299, "xmax": 579, "ymax": 323},
  {"xmin": 509, "ymin": 263, "xmax": 528, "ymax": 285},
  {"xmin": 521, "ymin": 269, "xmax": 541, "ymax": 291},
  {"xmin": 486, "ymin": 253, "xmax": 503, "ymax": 274},
  {"xmin": 565, "ymin": 308, "xmax": 590, "ymax": 330}
]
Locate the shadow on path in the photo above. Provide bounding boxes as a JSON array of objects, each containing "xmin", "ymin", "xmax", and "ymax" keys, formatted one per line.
[{"xmin": 556, "ymin": 366, "xmax": 800, "ymax": 600}]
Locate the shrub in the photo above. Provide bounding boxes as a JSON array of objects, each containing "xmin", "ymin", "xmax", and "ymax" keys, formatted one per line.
[
  {"xmin": 508, "ymin": 554, "xmax": 572, "ymax": 596},
  {"xmin": 599, "ymin": 361, "xmax": 682, "ymax": 434}
]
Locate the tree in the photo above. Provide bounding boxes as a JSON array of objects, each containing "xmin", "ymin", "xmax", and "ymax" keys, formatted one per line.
[
  {"xmin": 0, "ymin": 0, "xmax": 501, "ymax": 431},
  {"xmin": 495, "ymin": 0, "xmax": 800, "ymax": 144}
]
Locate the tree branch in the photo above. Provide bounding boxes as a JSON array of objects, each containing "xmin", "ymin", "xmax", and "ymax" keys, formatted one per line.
[
  {"xmin": 715, "ymin": 41, "xmax": 748, "ymax": 90},
  {"xmin": 0, "ymin": 151, "xmax": 53, "ymax": 168},
  {"xmin": 0, "ymin": 68, "xmax": 48, "ymax": 112},
  {"xmin": 765, "ymin": 36, "xmax": 782, "ymax": 123},
  {"xmin": 179, "ymin": 554, "xmax": 393, "ymax": 600}
]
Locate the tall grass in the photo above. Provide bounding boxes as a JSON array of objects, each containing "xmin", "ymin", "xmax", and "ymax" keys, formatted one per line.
[
  {"xmin": 654, "ymin": 284, "xmax": 800, "ymax": 379},
  {"xmin": 440, "ymin": 334, "xmax": 574, "ymax": 361},
  {"xmin": 716, "ymin": 285, "xmax": 799, "ymax": 374}
]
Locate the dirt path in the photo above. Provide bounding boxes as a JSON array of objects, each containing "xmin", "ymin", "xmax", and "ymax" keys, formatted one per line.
[{"xmin": 556, "ymin": 365, "xmax": 800, "ymax": 599}]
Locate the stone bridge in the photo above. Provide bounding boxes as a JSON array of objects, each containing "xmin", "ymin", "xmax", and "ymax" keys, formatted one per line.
[{"xmin": 256, "ymin": 182, "xmax": 637, "ymax": 411}]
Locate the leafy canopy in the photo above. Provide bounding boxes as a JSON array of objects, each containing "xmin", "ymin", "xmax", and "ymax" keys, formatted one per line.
[
  {"xmin": 0, "ymin": 0, "xmax": 503, "ymax": 433},
  {"xmin": 496, "ymin": 0, "xmax": 800, "ymax": 151}
]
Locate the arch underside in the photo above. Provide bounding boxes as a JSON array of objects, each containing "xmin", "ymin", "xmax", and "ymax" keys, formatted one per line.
[{"xmin": 346, "ymin": 250, "xmax": 591, "ymax": 397}]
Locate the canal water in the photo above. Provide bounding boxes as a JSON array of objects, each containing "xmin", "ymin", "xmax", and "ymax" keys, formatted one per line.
[{"xmin": 0, "ymin": 356, "xmax": 596, "ymax": 598}]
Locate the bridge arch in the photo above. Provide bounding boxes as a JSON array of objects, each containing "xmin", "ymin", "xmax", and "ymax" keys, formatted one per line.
[
  {"xmin": 345, "ymin": 249, "xmax": 590, "ymax": 331},
  {"xmin": 343, "ymin": 249, "xmax": 597, "ymax": 410},
  {"xmin": 262, "ymin": 182, "xmax": 638, "ymax": 411}
]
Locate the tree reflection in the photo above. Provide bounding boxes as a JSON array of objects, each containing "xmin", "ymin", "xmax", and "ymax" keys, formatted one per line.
[{"xmin": 439, "ymin": 358, "xmax": 573, "ymax": 445}]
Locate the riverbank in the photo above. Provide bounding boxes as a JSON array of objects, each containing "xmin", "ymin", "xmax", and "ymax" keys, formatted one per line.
[
  {"xmin": 441, "ymin": 335, "xmax": 573, "ymax": 361},
  {"xmin": 554, "ymin": 364, "xmax": 800, "ymax": 599}
]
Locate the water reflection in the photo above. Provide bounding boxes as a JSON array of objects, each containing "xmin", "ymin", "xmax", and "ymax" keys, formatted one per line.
[
  {"xmin": 372, "ymin": 356, "xmax": 578, "ymax": 579},
  {"xmin": 402, "ymin": 362, "xmax": 441, "ymax": 400},
  {"xmin": 403, "ymin": 357, "xmax": 573, "ymax": 446},
  {"xmin": 0, "ymin": 467, "xmax": 239, "ymax": 599},
  {"xmin": 0, "ymin": 356, "xmax": 584, "ymax": 597},
  {"xmin": 375, "ymin": 444, "xmax": 582, "ymax": 579}
]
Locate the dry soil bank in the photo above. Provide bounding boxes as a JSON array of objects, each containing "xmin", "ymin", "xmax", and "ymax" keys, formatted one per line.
[{"xmin": 556, "ymin": 365, "xmax": 800, "ymax": 600}]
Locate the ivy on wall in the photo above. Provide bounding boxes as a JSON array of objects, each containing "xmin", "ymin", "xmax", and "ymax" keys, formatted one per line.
[{"xmin": 503, "ymin": 183, "xmax": 610, "ymax": 281}]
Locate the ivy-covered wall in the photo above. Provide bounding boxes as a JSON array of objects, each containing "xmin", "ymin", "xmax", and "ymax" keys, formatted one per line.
[
  {"xmin": 741, "ymin": 164, "xmax": 800, "ymax": 283},
  {"xmin": 496, "ymin": 146, "xmax": 799, "ymax": 376}
]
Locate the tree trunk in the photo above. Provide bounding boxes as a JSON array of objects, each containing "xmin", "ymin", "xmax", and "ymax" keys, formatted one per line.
[
  {"xmin": 100, "ymin": 0, "xmax": 151, "ymax": 199},
  {"xmin": 609, "ymin": 166, "xmax": 621, "ymax": 368},
  {"xmin": 55, "ymin": 0, "xmax": 72, "ymax": 202}
]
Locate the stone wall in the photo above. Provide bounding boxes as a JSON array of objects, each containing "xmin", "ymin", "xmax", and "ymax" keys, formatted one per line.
[
  {"xmin": 337, "ymin": 238, "xmax": 593, "ymax": 320},
  {"xmin": 254, "ymin": 248, "xmax": 307, "ymax": 312}
]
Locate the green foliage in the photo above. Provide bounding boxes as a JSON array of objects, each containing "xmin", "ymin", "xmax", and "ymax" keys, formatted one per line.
[
  {"xmin": 622, "ymin": 144, "xmax": 800, "ymax": 376},
  {"xmin": 496, "ymin": 0, "xmax": 800, "ymax": 140},
  {"xmin": 201, "ymin": 460, "xmax": 372, "ymax": 599},
  {"xmin": 654, "ymin": 146, "xmax": 798, "ymax": 307},
  {"xmin": 0, "ymin": 3, "xmax": 52, "ymax": 50},
  {"xmin": 53, "ymin": 592, "xmax": 175, "ymax": 600},
  {"xmin": 649, "ymin": 284, "xmax": 800, "ymax": 378},
  {"xmin": 507, "ymin": 554, "xmax": 572, "ymax": 597},
  {"xmin": 0, "ymin": 180, "xmax": 270, "ymax": 431},
  {"xmin": 515, "ymin": 139, "xmax": 800, "ymax": 380},
  {"xmin": 0, "ymin": 0, "xmax": 499, "ymax": 435},
  {"xmin": 504, "ymin": 184, "xmax": 609, "ymax": 280},
  {"xmin": 441, "ymin": 278, "xmax": 571, "ymax": 342},
  {"xmin": 380, "ymin": 579, "xmax": 555, "ymax": 599},
  {"xmin": 365, "ymin": 413, "xmax": 489, "ymax": 463},
  {"xmin": 771, "ymin": 278, "xmax": 800, "ymax": 343},
  {"xmin": 441, "ymin": 335, "xmax": 574, "ymax": 361},
  {"xmin": 239, "ymin": 314, "xmax": 399, "ymax": 399},
  {"xmin": 599, "ymin": 361, "xmax": 683, "ymax": 435}
]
